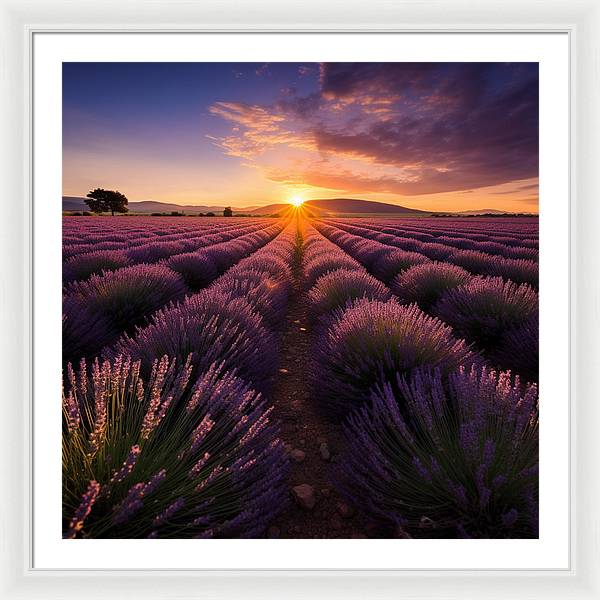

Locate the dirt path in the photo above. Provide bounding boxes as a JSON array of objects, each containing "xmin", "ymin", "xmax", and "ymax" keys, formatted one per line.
[{"xmin": 266, "ymin": 242, "xmax": 375, "ymax": 539}]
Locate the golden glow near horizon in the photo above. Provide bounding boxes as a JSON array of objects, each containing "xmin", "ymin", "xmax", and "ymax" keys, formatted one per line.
[{"xmin": 288, "ymin": 195, "xmax": 305, "ymax": 207}]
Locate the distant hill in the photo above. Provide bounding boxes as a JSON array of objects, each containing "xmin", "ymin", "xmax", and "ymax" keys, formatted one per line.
[
  {"xmin": 243, "ymin": 203, "xmax": 291, "ymax": 215},
  {"xmin": 449, "ymin": 208, "xmax": 515, "ymax": 216},
  {"xmin": 309, "ymin": 198, "xmax": 430, "ymax": 215},
  {"xmin": 62, "ymin": 197, "xmax": 261, "ymax": 214},
  {"xmin": 436, "ymin": 208, "xmax": 538, "ymax": 217},
  {"xmin": 249, "ymin": 198, "xmax": 431, "ymax": 216},
  {"xmin": 64, "ymin": 195, "xmax": 532, "ymax": 217}
]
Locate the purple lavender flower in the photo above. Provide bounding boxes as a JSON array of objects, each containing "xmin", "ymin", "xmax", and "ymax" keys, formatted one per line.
[
  {"xmin": 307, "ymin": 268, "xmax": 392, "ymax": 319},
  {"xmin": 447, "ymin": 249, "xmax": 538, "ymax": 288},
  {"xmin": 64, "ymin": 481, "xmax": 101, "ymax": 539},
  {"xmin": 127, "ymin": 240, "xmax": 189, "ymax": 263},
  {"xmin": 312, "ymin": 299, "xmax": 478, "ymax": 417},
  {"xmin": 153, "ymin": 498, "xmax": 186, "ymax": 527},
  {"xmin": 112, "ymin": 469, "xmax": 169, "ymax": 526},
  {"xmin": 63, "ymin": 263, "xmax": 187, "ymax": 361},
  {"xmin": 211, "ymin": 269, "xmax": 290, "ymax": 328},
  {"xmin": 303, "ymin": 254, "xmax": 362, "ymax": 290},
  {"xmin": 88, "ymin": 359, "xmax": 109, "ymax": 456},
  {"xmin": 166, "ymin": 251, "xmax": 219, "ymax": 291},
  {"xmin": 108, "ymin": 445, "xmax": 140, "ymax": 486},
  {"xmin": 391, "ymin": 261, "xmax": 472, "ymax": 309},
  {"xmin": 111, "ymin": 289, "xmax": 277, "ymax": 390},
  {"xmin": 371, "ymin": 249, "xmax": 431, "ymax": 282},
  {"xmin": 433, "ymin": 276, "xmax": 538, "ymax": 353},
  {"xmin": 238, "ymin": 254, "xmax": 293, "ymax": 282},
  {"xmin": 112, "ymin": 482, "xmax": 147, "ymax": 525},
  {"xmin": 335, "ymin": 365, "xmax": 538, "ymax": 538},
  {"xmin": 63, "ymin": 355, "xmax": 290, "ymax": 539},
  {"xmin": 63, "ymin": 249, "xmax": 131, "ymax": 283},
  {"xmin": 62, "ymin": 389, "xmax": 81, "ymax": 432}
]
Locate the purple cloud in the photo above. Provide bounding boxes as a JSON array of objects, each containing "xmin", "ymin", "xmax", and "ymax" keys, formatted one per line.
[
  {"xmin": 315, "ymin": 63, "xmax": 538, "ymax": 194},
  {"xmin": 210, "ymin": 62, "xmax": 539, "ymax": 197}
]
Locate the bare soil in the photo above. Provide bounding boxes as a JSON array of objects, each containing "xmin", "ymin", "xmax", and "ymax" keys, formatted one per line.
[{"xmin": 266, "ymin": 250, "xmax": 382, "ymax": 539}]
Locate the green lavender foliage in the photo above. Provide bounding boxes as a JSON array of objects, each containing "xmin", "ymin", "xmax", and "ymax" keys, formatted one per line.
[{"xmin": 62, "ymin": 355, "xmax": 288, "ymax": 539}]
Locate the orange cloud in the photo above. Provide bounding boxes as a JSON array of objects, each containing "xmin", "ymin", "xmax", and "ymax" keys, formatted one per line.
[{"xmin": 208, "ymin": 63, "xmax": 538, "ymax": 209}]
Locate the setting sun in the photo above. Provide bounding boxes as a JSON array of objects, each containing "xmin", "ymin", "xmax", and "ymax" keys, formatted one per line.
[{"xmin": 288, "ymin": 195, "xmax": 305, "ymax": 207}]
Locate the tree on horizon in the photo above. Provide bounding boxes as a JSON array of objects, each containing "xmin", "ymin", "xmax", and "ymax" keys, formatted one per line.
[
  {"xmin": 223, "ymin": 206, "xmax": 233, "ymax": 217},
  {"xmin": 85, "ymin": 188, "xmax": 129, "ymax": 216}
]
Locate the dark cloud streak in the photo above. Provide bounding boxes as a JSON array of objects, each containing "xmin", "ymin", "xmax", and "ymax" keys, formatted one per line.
[{"xmin": 314, "ymin": 63, "xmax": 538, "ymax": 195}]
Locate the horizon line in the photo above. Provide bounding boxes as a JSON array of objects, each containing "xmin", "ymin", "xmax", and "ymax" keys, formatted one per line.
[{"xmin": 62, "ymin": 194, "xmax": 539, "ymax": 214}]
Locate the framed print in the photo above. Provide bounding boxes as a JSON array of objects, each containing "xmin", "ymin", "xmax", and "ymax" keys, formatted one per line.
[{"xmin": 0, "ymin": 0, "xmax": 599, "ymax": 598}]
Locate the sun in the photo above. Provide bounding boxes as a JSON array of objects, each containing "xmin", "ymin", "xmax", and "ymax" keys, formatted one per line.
[{"xmin": 288, "ymin": 195, "xmax": 305, "ymax": 207}]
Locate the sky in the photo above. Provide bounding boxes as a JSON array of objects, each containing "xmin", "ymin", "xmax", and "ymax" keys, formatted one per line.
[{"xmin": 63, "ymin": 62, "xmax": 539, "ymax": 212}]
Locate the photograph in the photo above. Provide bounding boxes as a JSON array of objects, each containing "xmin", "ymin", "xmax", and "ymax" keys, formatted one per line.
[{"xmin": 61, "ymin": 61, "xmax": 539, "ymax": 540}]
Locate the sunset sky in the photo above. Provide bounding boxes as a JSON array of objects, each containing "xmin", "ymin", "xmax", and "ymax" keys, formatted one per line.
[{"xmin": 63, "ymin": 62, "xmax": 539, "ymax": 212}]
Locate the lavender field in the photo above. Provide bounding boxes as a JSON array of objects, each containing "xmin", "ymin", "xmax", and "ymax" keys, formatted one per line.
[{"xmin": 62, "ymin": 214, "xmax": 539, "ymax": 540}]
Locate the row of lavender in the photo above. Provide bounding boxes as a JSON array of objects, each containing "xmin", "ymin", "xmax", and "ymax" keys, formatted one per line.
[
  {"xmin": 312, "ymin": 221, "xmax": 538, "ymax": 384},
  {"xmin": 301, "ymin": 222, "xmax": 538, "ymax": 538},
  {"xmin": 63, "ymin": 215, "xmax": 270, "ymax": 243},
  {"xmin": 62, "ymin": 222, "xmax": 299, "ymax": 538},
  {"xmin": 319, "ymin": 219, "xmax": 539, "ymax": 289},
  {"xmin": 62, "ymin": 220, "xmax": 287, "ymax": 364},
  {"xmin": 325, "ymin": 223, "xmax": 538, "ymax": 287},
  {"xmin": 63, "ymin": 217, "xmax": 272, "ymax": 258},
  {"xmin": 63, "ymin": 217, "xmax": 276, "ymax": 282},
  {"xmin": 325, "ymin": 218, "xmax": 538, "ymax": 258},
  {"xmin": 367, "ymin": 216, "xmax": 539, "ymax": 240}
]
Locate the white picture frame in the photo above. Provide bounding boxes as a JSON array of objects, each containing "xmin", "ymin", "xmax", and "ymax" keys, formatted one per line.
[{"xmin": 1, "ymin": 0, "xmax": 598, "ymax": 598}]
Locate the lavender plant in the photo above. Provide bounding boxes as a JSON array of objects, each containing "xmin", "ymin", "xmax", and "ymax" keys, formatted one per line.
[
  {"xmin": 65, "ymin": 263, "xmax": 187, "ymax": 334},
  {"xmin": 447, "ymin": 249, "xmax": 538, "ymax": 288},
  {"xmin": 411, "ymin": 242, "xmax": 455, "ymax": 261},
  {"xmin": 63, "ymin": 249, "xmax": 131, "ymax": 283},
  {"xmin": 112, "ymin": 289, "xmax": 277, "ymax": 390},
  {"xmin": 211, "ymin": 269, "xmax": 290, "ymax": 328},
  {"xmin": 62, "ymin": 300, "xmax": 117, "ymax": 366},
  {"xmin": 494, "ymin": 258, "xmax": 539, "ymax": 288},
  {"xmin": 63, "ymin": 264, "xmax": 187, "ymax": 362},
  {"xmin": 63, "ymin": 355, "xmax": 289, "ymax": 538},
  {"xmin": 336, "ymin": 366, "xmax": 538, "ymax": 538},
  {"xmin": 433, "ymin": 276, "xmax": 538, "ymax": 353},
  {"xmin": 370, "ymin": 249, "xmax": 431, "ymax": 282},
  {"xmin": 127, "ymin": 240, "xmax": 189, "ymax": 264},
  {"xmin": 391, "ymin": 262, "xmax": 472, "ymax": 310},
  {"xmin": 446, "ymin": 248, "xmax": 497, "ymax": 274},
  {"xmin": 166, "ymin": 251, "xmax": 219, "ymax": 291},
  {"xmin": 303, "ymin": 254, "xmax": 362, "ymax": 290},
  {"xmin": 307, "ymin": 269, "xmax": 392, "ymax": 320},
  {"xmin": 312, "ymin": 299, "xmax": 477, "ymax": 417},
  {"xmin": 239, "ymin": 254, "xmax": 293, "ymax": 283},
  {"xmin": 493, "ymin": 312, "xmax": 539, "ymax": 383}
]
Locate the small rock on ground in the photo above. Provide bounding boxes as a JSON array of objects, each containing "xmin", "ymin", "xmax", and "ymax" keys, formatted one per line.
[
  {"xmin": 292, "ymin": 484, "xmax": 317, "ymax": 510},
  {"xmin": 419, "ymin": 516, "xmax": 436, "ymax": 529},
  {"xmin": 290, "ymin": 449, "xmax": 306, "ymax": 463}
]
